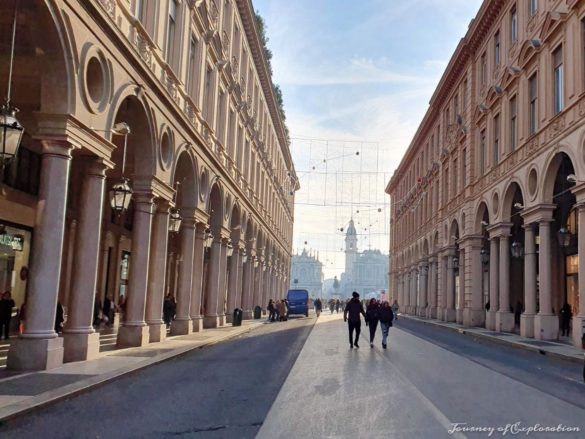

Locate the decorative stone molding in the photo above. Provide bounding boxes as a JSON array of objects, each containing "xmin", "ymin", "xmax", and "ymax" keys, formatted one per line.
[
  {"xmin": 548, "ymin": 115, "xmax": 565, "ymax": 140},
  {"xmin": 97, "ymin": 0, "xmax": 116, "ymax": 19}
]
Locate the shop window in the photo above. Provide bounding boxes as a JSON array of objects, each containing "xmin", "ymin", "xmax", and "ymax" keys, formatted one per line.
[{"xmin": 1, "ymin": 145, "xmax": 41, "ymax": 195}]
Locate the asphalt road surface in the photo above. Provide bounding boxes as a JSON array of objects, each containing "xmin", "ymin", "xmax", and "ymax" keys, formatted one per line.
[
  {"xmin": 0, "ymin": 316, "xmax": 315, "ymax": 439},
  {"xmin": 257, "ymin": 313, "xmax": 585, "ymax": 438}
]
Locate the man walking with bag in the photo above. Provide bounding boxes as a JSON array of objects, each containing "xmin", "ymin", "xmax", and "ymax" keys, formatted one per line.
[{"xmin": 344, "ymin": 291, "xmax": 366, "ymax": 349}]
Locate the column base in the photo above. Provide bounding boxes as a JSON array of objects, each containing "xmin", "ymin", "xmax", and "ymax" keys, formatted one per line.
[
  {"xmin": 170, "ymin": 319, "xmax": 192, "ymax": 336},
  {"xmin": 520, "ymin": 314, "xmax": 535, "ymax": 338},
  {"xmin": 242, "ymin": 310, "xmax": 253, "ymax": 320},
  {"xmin": 462, "ymin": 308, "xmax": 484, "ymax": 327},
  {"xmin": 534, "ymin": 314, "xmax": 559, "ymax": 340},
  {"xmin": 148, "ymin": 322, "xmax": 167, "ymax": 343},
  {"xmin": 63, "ymin": 331, "xmax": 100, "ymax": 363},
  {"xmin": 485, "ymin": 311, "xmax": 497, "ymax": 330},
  {"xmin": 572, "ymin": 316, "xmax": 585, "ymax": 348},
  {"xmin": 203, "ymin": 315, "xmax": 225, "ymax": 329},
  {"xmin": 430, "ymin": 307, "xmax": 437, "ymax": 319},
  {"xmin": 496, "ymin": 311, "xmax": 515, "ymax": 333},
  {"xmin": 7, "ymin": 337, "xmax": 64, "ymax": 371},
  {"xmin": 444, "ymin": 308, "xmax": 456, "ymax": 322},
  {"xmin": 117, "ymin": 325, "xmax": 150, "ymax": 348},
  {"xmin": 456, "ymin": 309, "xmax": 463, "ymax": 324},
  {"xmin": 112, "ymin": 312, "xmax": 121, "ymax": 330},
  {"xmin": 191, "ymin": 317, "xmax": 204, "ymax": 332}
]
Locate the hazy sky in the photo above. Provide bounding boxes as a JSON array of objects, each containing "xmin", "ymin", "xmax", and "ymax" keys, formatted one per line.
[{"xmin": 253, "ymin": 0, "xmax": 482, "ymax": 278}]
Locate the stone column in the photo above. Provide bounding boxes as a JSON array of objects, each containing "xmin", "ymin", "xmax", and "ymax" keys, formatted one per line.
[
  {"xmin": 204, "ymin": 235, "xmax": 228, "ymax": 328},
  {"xmin": 8, "ymin": 141, "xmax": 73, "ymax": 371},
  {"xmin": 117, "ymin": 193, "xmax": 154, "ymax": 348},
  {"xmin": 456, "ymin": 248, "xmax": 464, "ymax": 325},
  {"xmin": 253, "ymin": 259, "xmax": 264, "ymax": 310},
  {"xmin": 464, "ymin": 238, "xmax": 484, "ymax": 327},
  {"xmin": 145, "ymin": 201, "xmax": 170, "ymax": 342},
  {"xmin": 521, "ymin": 223, "xmax": 536, "ymax": 338},
  {"xmin": 190, "ymin": 222, "xmax": 206, "ymax": 332},
  {"xmin": 241, "ymin": 254, "xmax": 254, "ymax": 319},
  {"xmin": 438, "ymin": 254, "xmax": 447, "ymax": 321},
  {"xmin": 171, "ymin": 218, "xmax": 196, "ymax": 335},
  {"xmin": 428, "ymin": 258, "xmax": 437, "ymax": 318},
  {"xmin": 535, "ymin": 220, "xmax": 558, "ymax": 340},
  {"xmin": 235, "ymin": 247, "xmax": 245, "ymax": 309},
  {"xmin": 400, "ymin": 269, "xmax": 410, "ymax": 314},
  {"xmin": 409, "ymin": 268, "xmax": 417, "ymax": 314},
  {"xmin": 63, "ymin": 159, "xmax": 110, "ymax": 362},
  {"xmin": 496, "ymin": 231, "xmax": 515, "ymax": 332},
  {"xmin": 444, "ymin": 248, "xmax": 456, "ymax": 322},
  {"xmin": 574, "ymin": 204, "xmax": 585, "ymax": 346},
  {"xmin": 486, "ymin": 236, "xmax": 499, "ymax": 330},
  {"xmin": 418, "ymin": 262, "xmax": 427, "ymax": 317},
  {"xmin": 226, "ymin": 244, "xmax": 241, "ymax": 323}
]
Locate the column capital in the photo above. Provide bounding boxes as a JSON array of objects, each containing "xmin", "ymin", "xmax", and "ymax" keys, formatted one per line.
[
  {"xmin": 84, "ymin": 156, "xmax": 114, "ymax": 176},
  {"xmin": 521, "ymin": 203, "xmax": 556, "ymax": 224},
  {"xmin": 458, "ymin": 234, "xmax": 484, "ymax": 249},
  {"xmin": 487, "ymin": 222, "xmax": 512, "ymax": 239},
  {"xmin": 40, "ymin": 140, "xmax": 75, "ymax": 158}
]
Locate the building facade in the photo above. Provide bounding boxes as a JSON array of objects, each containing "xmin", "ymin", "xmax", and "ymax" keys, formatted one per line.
[
  {"xmin": 290, "ymin": 249, "xmax": 323, "ymax": 298},
  {"xmin": 341, "ymin": 219, "xmax": 389, "ymax": 297},
  {"xmin": 387, "ymin": 0, "xmax": 585, "ymax": 348},
  {"xmin": 0, "ymin": 0, "xmax": 297, "ymax": 370}
]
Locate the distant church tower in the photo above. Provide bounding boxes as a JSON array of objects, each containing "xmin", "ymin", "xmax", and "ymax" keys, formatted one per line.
[{"xmin": 345, "ymin": 219, "xmax": 358, "ymax": 275}]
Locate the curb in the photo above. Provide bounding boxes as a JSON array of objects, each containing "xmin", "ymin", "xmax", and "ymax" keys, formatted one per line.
[
  {"xmin": 0, "ymin": 322, "xmax": 262, "ymax": 423},
  {"xmin": 399, "ymin": 315, "xmax": 584, "ymax": 365}
]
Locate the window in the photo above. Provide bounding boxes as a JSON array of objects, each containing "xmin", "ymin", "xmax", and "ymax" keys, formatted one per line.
[
  {"xmin": 166, "ymin": 0, "xmax": 178, "ymax": 65},
  {"xmin": 494, "ymin": 31, "xmax": 501, "ymax": 66},
  {"xmin": 510, "ymin": 95, "xmax": 517, "ymax": 151},
  {"xmin": 493, "ymin": 114, "xmax": 500, "ymax": 165},
  {"xmin": 553, "ymin": 46, "xmax": 564, "ymax": 114},
  {"xmin": 530, "ymin": 0, "xmax": 538, "ymax": 16},
  {"xmin": 452, "ymin": 157, "xmax": 458, "ymax": 197},
  {"xmin": 136, "ymin": 0, "xmax": 145, "ymax": 22},
  {"xmin": 462, "ymin": 148, "xmax": 467, "ymax": 188},
  {"xmin": 529, "ymin": 73, "xmax": 538, "ymax": 135},
  {"xmin": 480, "ymin": 52, "xmax": 487, "ymax": 86},
  {"xmin": 582, "ymin": 18, "xmax": 585, "ymax": 89},
  {"xmin": 510, "ymin": 6, "xmax": 518, "ymax": 43},
  {"xmin": 462, "ymin": 79, "xmax": 468, "ymax": 110},
  {"xmin": 454, "ymin": 94, "xmax": 459, "ymax": 120},
  {"xmin": 187, "ymin": 35, "xmax": 200, "ymax": 99},
  {"xmin": 479, "ymin": 129, "xmax": 486, "ymax": 176}
]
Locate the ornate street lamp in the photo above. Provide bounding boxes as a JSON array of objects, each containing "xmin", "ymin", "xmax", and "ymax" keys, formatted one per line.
[
  {"xmin": 242, "ymin": 251, "xmax": 248, "ymax": 264},
  {"xmin": 1, "ymin": 0, "xmax": 24, "ymax": 170},
  {"xmin": 557, "ymin": 226, "xmax": 571, "ymax": 248},
  {"xmin": 204, "ymin": 228, "xmax": 213, "ymax": 248},
  {"xmin": 480, "ymin": 248, "xmax": 490, "ymax": 265},
  {"xmin": 109, "ymin": 122, "xmax": 133, "ymax": 214},
  {"xmin": 510, "ymin": 240, "xmax": 524, "ymax": 258},
  {"xmin": 168, "ymin": 182, "xmax": 182, "ymax": 233},
  {"xmin": 226, "ymin": 242, "xmax": 234, "ymax": 257},
  {"xmin": 452, "ymin": 256, "xmax": 459, "ymax": 273}
]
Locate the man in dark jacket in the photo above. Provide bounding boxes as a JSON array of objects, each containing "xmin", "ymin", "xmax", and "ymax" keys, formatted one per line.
[{"xmin": 344, "ymin": 292, "xmax": 366, "ymax": 348}]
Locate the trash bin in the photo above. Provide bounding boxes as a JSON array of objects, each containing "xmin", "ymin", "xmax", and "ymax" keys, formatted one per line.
[
  {"xmin": 253, "ymin": 305, "xmax": 262, "ymax": 320},
  {"xmin": 232, "ymin": 308, "xmax": 243, "ymax": 327}
]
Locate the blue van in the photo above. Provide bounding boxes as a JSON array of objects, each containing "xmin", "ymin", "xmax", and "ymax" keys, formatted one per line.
[{"xmin": 287, "ymin": 289, "xmax": 309, "ymax": 317}]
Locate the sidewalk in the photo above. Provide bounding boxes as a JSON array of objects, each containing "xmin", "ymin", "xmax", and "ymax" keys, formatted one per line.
[
  {"xmin": 0, "ymin": 320, "xmax": 263, "ymax": 422},
  {"xmin": 399, "ymin": 314, "xmax": 584, "ymax": 364}
]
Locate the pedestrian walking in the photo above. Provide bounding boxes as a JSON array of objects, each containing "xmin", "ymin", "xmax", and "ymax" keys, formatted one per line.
[
  {"xmin": 103, "ymin": 295, "xmax": 112, "ymax": 327},
  {"xmin": 335, "ymin": 299, "xmax": 340, "ymax": 313},
  {"xmin": 163, "ymin": 294, "xmax": 174, "ymax": 327},
  {"xmin": 391, "ymin": 300, "xmax": 399, "ymax": 321},
  {"xmin": 378, "ymin": 301, "xmax": 394, "ymax": 349},
  {"xmin": 278, "ymin": 299, "xmax": 287, "ymax": 321},
  {"xmin": 329, "ymin": 299, "xmax": 335, "ymax": 314},
  {"xmin": 514, "ymin": 301, "xmax": 522, "ymax": 326},
  {"xmin": 267, "ymin": 299, "xmax": 276, "ymax": 322},
  {"xmin": 366, "ymin": 298, "xmax": 380, "ymax": 348},
  {"xmin": 55, "ymin": 301, "xmax": 64, "ymax": 334},
  {"xmin": 344, "ymin": 291, "xmax": 366, "ymax": 349},
  {"xmin": 560, "ymin": 302, "xmax": 572, "ymax": 337},
  {"xmin": 314, "ymin": 298, "xmax": 322, "ymax": 317},
  {"xmin": 93, "ymin": 295, "xmax": 102, "ymax": 327},
  {"xmin": 0, "ymin": 292, "xmax": 15, "ymax": 340}
]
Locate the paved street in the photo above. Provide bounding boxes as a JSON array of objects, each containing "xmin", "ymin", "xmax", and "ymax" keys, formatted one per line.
[
  {"xmin": 1, "ymin": 312, "xmax": 584, "ymax": 438},
  {"xmin": 0, "ymin": 316, "xmax": 314, "ymax": 439},
  {"xmin": 258, "ymin": 313, "xmax": 585, "ymax": 439}
]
